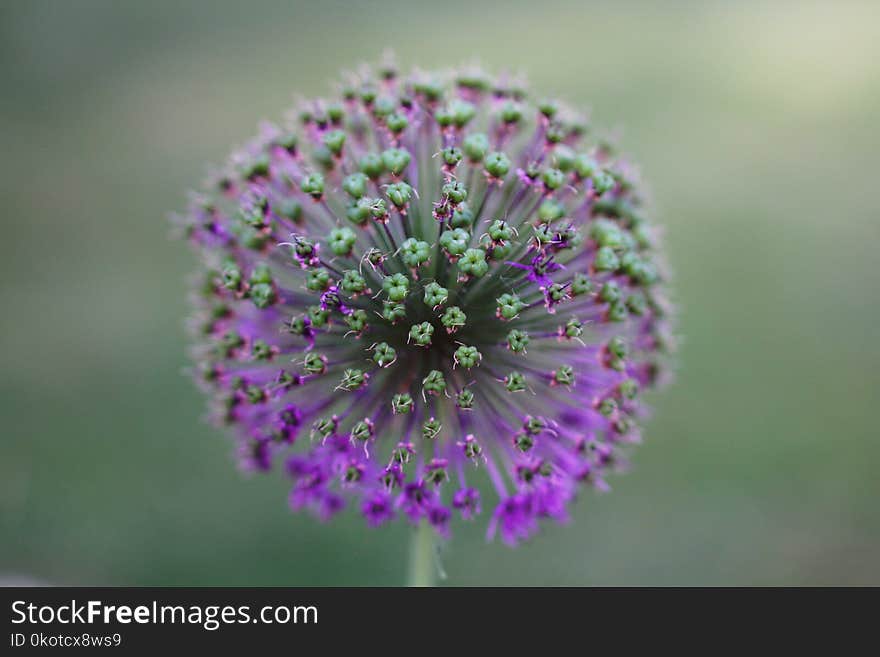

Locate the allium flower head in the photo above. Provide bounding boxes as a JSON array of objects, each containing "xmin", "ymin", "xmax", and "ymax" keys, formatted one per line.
[{"xmin": 176, "ymin": 58, "xmax": 674, "ymax": 546}]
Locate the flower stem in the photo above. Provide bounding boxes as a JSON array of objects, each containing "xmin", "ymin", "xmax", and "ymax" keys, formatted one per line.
[{"xmin": 407, "ymin": 522, "xmax": 435, "ymax": 587}]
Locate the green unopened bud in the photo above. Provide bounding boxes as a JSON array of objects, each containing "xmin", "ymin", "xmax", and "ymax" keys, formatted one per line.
[
  {"xmin": 463, "ymin": 133, "xmax": 489, "ymax": 162},
  {"xmin": 385, "ymin": 182, "xmax": 413, "ymax": 208},
  {"xmin": 306, "ymin": 268, "xmax": 331, "ymax": 292},
  {"xmin": 485, "ymin": 151, "xmax": 511, "ymax": 178},
  {"xmin": 392, "ymin": 392, "xmax": 414, "ymax": 414},
  {"xmin": 553, "ymin": 365, "xmax": 575, "ymax": 386},
  {"xmin": 422, "ymin": 417, "xmax": 441, "ymax": 440},
  {"xmin": 386, "ymin": 112, "xmax": 409, "ymax": 134},
  {"xmin": 626, "ymin": 294, "xmax": 646, "ymax": 316},
  {"xmin": 400, "ymin": 237, "xmax": 431, "ymax": 268},
  {"xmin": 507, "ymin": 329, "xmax": 530, "ymax": 353},
  {"xmin": 456, "ymin": 388, "xmax": 475, "ymax": 410},
  {"xmin": 607, "ymin": 299, "xmax": 629, "ymax": 322},
  {"xmin": 451, "ymin": 203, "xmax": 474, "ymax": 228},
  {"xmin": 593, "ymin": 246, "xmax": 621, "ymax": 272},
  {"xmin": 300, "ymin": 172, "xmax": 325, "ymax": 199},
  {"xmin": 442, "ymin": 146, "xmax": 463, "ymax": 167},
  {"xmin": 458, "ymin": 248, "xmax": 488, "ymax": 277},
  {"xmin": 591, "ymin": 170, "xmax": 615, "ymax": 196},
  {"xmin": 303, "ymin": 352, "xmax": 328, "ymax": 375},
  {"xmin": 439, "ymin": 228, "xmax": 470, "ymax": 257},
  {"xmin": 454, "ymin": 344, "xmax": 481, "ymax": 369},
  {"xmin": 338, "ymin": 368, "xmax": 368, "ymax": 391},
  {"xmin": 553, "ymin": 145, "xmax": 576, "ymax": 172},
  {"xmin": 360, "ymin": 153, "xmax": 385, "ymax": 179},
  {"xmin": 322, "ymin": 129, "xmax": 346, "ymax": 156},
  {"xmin": 619, "ymin": 378, "xmax": 639, "ymax": 400},
  {"xmin": 565, "ymin": 318, "xmax": 584, "ymax": 338},
  {"xmin": 497, "ymin": 293, "xmax": 525, "ymax": 320},
  {"xmin": 538, "ymin": 199, "xmax": 566, "ymax": 222},
  {"xmin": 350, "ymin": 418, "xmax": 374, "ymax": 442},
  {"xmin": 443, "ymin": 180, "xmax": 468, "ymax": 204},
  {"xmin": 252, "ymin": 340, "xmax": 273, "ymax": 361},
  {"xmin": 571, "ymin": 273, "xmax": 593, "ymax": 295},
  {"xmin": 249, "ymin": 283, "xmax": 276, "ymax": 309},
  {"xmin": 600, "ymin": 281, "xmax": 622, "ymax": 303},
  {"xmin": 488, "ymin": 219, "xmax": 515, "ymax": 243},
  {"xmin": 422, "ymin": 369, "xmax": 446, "ymax": 395},
  {"xmin": 598, "ymin": 397, "xmax": 618, "ymax": 417},
  {"xmin": 500, "ymin": 101, "xmax": 522, "ymax": 124},
  {"xmin": 382, "ymin": 302, "xmax": 406, "ymax": 323},
  {"xmin": 382, "ymin": 273, "xmax": 409, "ymax": 302},
  {"xmin": 343, "ymin": 172, "xmax": 369, "ymax": 199},
  {"xmin": 441, "ymin": 305, "xmax": 466, "ymax": 331},
  {"xmin": 345, "ymin": 309, "xmax": 368, "ymax": 333},
  {"xmin": 307, "ymin": 305, "xmax": 330, "ymax": 327},
  {"xmin": 381, "ymin": 147, "xmax": 411, "ymax": 176},
  {"xmin": 372, "ymin": 342, "xmax": 396, "ymax": 367},
  {"xmin": 409, "ymin": 321, "xmax": 434, "ymax": 346},
  {"xmin": 515, "ymin": 433, "xmax": 535, "ymax": 452},
  {"xmin": 340, "ymin": 270, "xmax": 367, "ymax": 295},
  {"xmin": 423, "ymin": 281, "xmax": 448, "ymax": 307},
  {"xmin": 328, "ymin": 227, "xmax": 357, "ymax": 256},
  {"xmin": 504, "ymin": 371, "xmax": 527, "ymax": 392},
  {"xmin": 542, "ymin": 167, "xmax": 566, "ymax": 190}
]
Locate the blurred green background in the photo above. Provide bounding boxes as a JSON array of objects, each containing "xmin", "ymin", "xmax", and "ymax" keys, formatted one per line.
[{"xmin": 2, "ymin": 0, "xmax": 878, "ymax": 585}]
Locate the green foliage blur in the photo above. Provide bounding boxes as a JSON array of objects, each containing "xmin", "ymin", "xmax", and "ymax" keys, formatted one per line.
[{"xmin": 2, "ymin": 0, "xmax": 878, "ymax": 585}]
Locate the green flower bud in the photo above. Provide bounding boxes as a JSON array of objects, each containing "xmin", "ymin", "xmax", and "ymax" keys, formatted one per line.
[
  {"xmin": 382, "ymin": 273, "xmax": 410, "ymax": 302},
  {"xmin": 564, "ymin": 318, "xmax": 584, "ymax": 338},
  {"xmin": 454, "ymin": 344, "xmax": 481, "ymax": 369},
  {"xmin": 343, "ymin": 172, "xmax": 369, "ymax": 199},
  {"xmin": 538, "ymin": 199, "xmax": 566, "ymax": 222},
  {"xmin": 456, "ymin": 388, "xmax": 475, "ymax": 410},
  {"xmin": 338, "ymin": 368, "xmax": 368, "ymax": 391},
  {"xmin": 500, "ymin": 101, "xmax": 522, "ymax": 124},
  {"xmin": 328, "ymin": 227, "xmax": 357, "ymax": 256},
  {"xmin": 571, "ymin": 273, "xmax": 593, "ymax": 295},
  {"xmin": 381, "ymin": 147, "xmax": 411, "ymax": 176},
  {"xmin": 593, "ymin": 246, "xmax": 621, "ymax": 272},
  {"xmin": 249, "ymin": 283, "xmax": 276, "ymax": 309},
  {"xmin": 386, "ymin": 112, "xmax": 409, "ymax": 134},
  {"xmin": 340, "ymin": 269, "xmax": 367, "ymax": 295},
  {"xmin": 422, "ymin": 370, "xmax": 446, "ymax": 396},
  {"xmin": 409, "ymin": 321, "xmax": 434, "ymax": 346},
  {"xmin": 442, "ymin": 146, "xmax": 463, "ymax": 168},
  {"xmin": 385, "ymin": 182, "xmax": 413, "ymax": 208},
  {"xmin": 392, "ymin": 392, "xmax": 414, "ymax": 414},
  {"xmin": 322, "ymin": 129, "xmax": 346, "ymax": 156},
  {"xmin": 600, "ymin": 281, "xmax": 622, "ymax": 303},
  {"xmin": 484, "ymin": 151, "xmax": 511, "ymax": 178},
  {"xmin": 607, "ymin": 299, "xmax": 629, "ymax": 322},
  {"xmin": 300, "ymin": 172, "xmax": 325, "ymax": 199},
  {"xmin": 307, "ymin": 305, "xmax": 330, "ymax": 327},
  {"xmin": 382, "ymin": 302, "xmax": 407, "ymax": 323},
  {"xmin": 400, "ymin": 237, "xmax": 431, "ymax": 268},
  {"xmin": 487, "ymin": 219, "xmax": 515, "ymax": 243},
  {"xmin": 359, "ymin": 152, "xmax": 385, "ymax": 179},
  {"xmin": 422, "ymin": 417, "xmax": 442, "ymax": 440},
  {"xmin": 591, "ymin": 170, "xmax": 615, "ymax": 196},
  {"xmin": 306, "ymin": 268, "xmax": 331, "ymax": 292},
  {"xmin": 619, "ymin": 378, "xmax": 639, "ymax": 400},
  {"xmin": 553, "ymin": 365, "xmax": 575, "ymax": 386},
  {"xmin": 345, "ymin": 309, "xmax": 368, "ymax": 333},
  {"xmin": 372, "ymin": 342, "xmax": 397, "ymax": 367},
  {"xmin": 450, "ymin": 203, "xmax": 474, "ymax": 228},
  {"xmin": 504, "ymin": 371, "xmax": 527, "ymax": 393},
  {"xmin": 542, "ymin": 167, "xmax": 566, "ymax": 190},
  {"xmin": 439, "ymin": 228, "xmax": 470, "ymax": 257},
  {"xmin": 507, "ymin": 329, "xmax": 530, "ymax": 353},
  {"xmin": 458, "ymin": 248, "xmax": 488, "ymax": 277},
  {"xmin": 598, "ymin": 397, "xmax": 618, "ymax": 417},
  {"xmin": 553, "ymin": 145, "xmax": 576, "ymax": 172},
  {"xmin": 463, "ymin": 133, "xmax": 489, "ymax": 162},
  {"xmin": 303, "ymin": 352, "xmax": 327, "ymax": 375},
  {"xmin": 497, "ymin": 293, "xmax": 525, "ymax": 320},
  {"xmin": 441, "ymin": 305, "xmax": 466, "ymax": 331},
  {"xmin": 423, "ymin": 281, "xmax": 448, "ymax": 307},
  {"xmin": 251, "ymin": 339, "xmax": 273, "ymax": 361},
  {"xmin": 350, "ymin": 418, "xmax": 374, "ymax": 442},
  {"xmin": 442, "ymin": 180, "xmax": 468, "ymax": 204}
]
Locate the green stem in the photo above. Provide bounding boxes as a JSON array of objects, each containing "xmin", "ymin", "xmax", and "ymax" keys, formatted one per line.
[{"xmin": 407, "ymin": 522, "xmax": 435, "ymax": 587}]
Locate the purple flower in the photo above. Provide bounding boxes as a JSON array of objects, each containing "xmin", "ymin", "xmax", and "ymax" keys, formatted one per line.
[{"xmin": 176, "ymin": 59, "xmax": 674, "ymax": 546}]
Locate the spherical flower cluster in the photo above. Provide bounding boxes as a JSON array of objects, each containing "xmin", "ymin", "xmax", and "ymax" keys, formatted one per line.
[{"xmin": 176, "ymin": 59, "xmax": 673, "ymax": 545}]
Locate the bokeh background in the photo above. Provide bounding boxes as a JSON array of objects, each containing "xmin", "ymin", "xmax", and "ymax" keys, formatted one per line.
[{"xmin": 2, "ymin": 0, "xmax": 878, "ymax": 585}]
